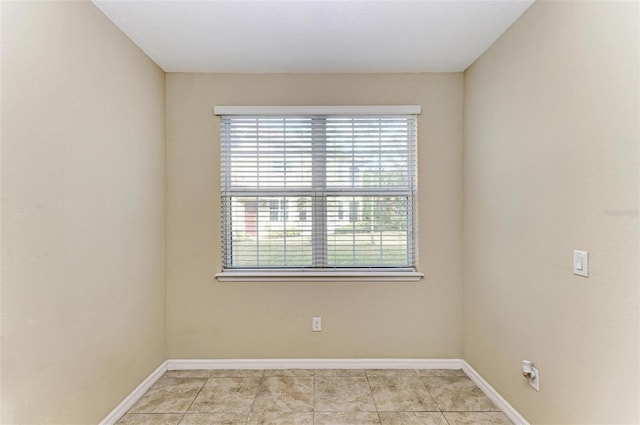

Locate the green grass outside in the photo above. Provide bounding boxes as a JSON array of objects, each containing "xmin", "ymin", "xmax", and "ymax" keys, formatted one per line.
[{"xmin": 229, "ymin": 232, "xmax": 408, "ymax": 267}]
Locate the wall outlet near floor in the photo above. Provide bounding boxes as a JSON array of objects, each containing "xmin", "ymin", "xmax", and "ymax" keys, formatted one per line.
[
  {"xmin": 529, "ymin": 366, "xmax": 540, "ymax": 391},
  {"xmin": 312, "ymin": 316, "xmax": 322, "ymax": 332}
]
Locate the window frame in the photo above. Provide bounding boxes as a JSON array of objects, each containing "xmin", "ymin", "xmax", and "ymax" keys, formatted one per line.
[{"xmin": 214, "ymin": 106, "xmax": 424, "ymax": 282}]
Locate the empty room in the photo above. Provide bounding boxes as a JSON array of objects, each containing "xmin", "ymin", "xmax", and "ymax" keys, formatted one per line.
[{"xmin": 1, "ymin": 0, "xmax": 638, "ymax": 424}]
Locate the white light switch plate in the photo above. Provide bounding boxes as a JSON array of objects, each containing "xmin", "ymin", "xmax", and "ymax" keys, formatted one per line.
[{"xmin": 573, "ymin": 250, "xmax": 588, "ymax": 277}]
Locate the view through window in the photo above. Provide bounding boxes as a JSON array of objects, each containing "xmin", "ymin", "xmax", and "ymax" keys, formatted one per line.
[{"xmin": 220, "ymin": 112, "xmax": 417, "ymax": 272}]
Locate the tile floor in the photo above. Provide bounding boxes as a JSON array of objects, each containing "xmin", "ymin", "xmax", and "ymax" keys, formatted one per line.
[{"xmin": 116, "ymin": 369, "xmax": 514, "ymax": 425}]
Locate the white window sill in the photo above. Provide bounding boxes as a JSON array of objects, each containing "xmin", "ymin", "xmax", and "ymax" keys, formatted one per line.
[{"xmin": 215, "ymin": 270, "xmax": 424, "ymax": 282}]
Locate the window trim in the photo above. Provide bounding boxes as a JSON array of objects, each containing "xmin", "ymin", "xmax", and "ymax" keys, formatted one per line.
[
  {"xmin": 215, "ymin": 270, "xmax": 424, "ymax": 282},
  {"xmin": 214, "ymin": 105, "xmax": 421, "ymax": 116},
  {"xmin": 215, "ymin": 106, "xmax": 423, "ymax": 282}
]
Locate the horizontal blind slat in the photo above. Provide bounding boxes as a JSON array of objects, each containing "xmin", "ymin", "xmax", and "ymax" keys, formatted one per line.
[{"xmin": 221, "ymin": 114, "xmax": 417, "ymax": 270}]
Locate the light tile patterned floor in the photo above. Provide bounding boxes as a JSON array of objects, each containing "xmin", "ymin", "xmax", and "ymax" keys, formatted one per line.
[{"xmin": 117, "ymin": 369, "xmax": 514, "ymax": 425}]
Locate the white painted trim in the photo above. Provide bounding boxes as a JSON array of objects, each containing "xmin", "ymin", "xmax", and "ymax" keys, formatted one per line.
[
  {"xmin": 215, "ymin": 270, "xmax": 424, "ymax": 282},
  {"xmin": 213, "ymin": 105, "xmax": 421, "ymax": 116},
  {"xmin": 99, "ymin": 361, "xmax": 168, "ymax": 425},
  {"xmin": 167, "ymin": 358, "xmax": 462, "ymax": 370},
  {"xmin": 462, "ymin": 360, "xmax": 530, "ymax": 425}
]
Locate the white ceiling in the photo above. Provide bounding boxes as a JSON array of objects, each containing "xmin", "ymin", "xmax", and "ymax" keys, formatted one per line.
[{"xmin": 92, "ymin": 0, "xmax": 534, "ymax": 73}]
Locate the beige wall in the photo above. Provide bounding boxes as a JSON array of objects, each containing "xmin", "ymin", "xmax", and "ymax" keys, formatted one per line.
[
  {"xmin": 463, "ymin": 1, "xmax": 639, "ymax": 424},
  {"xmin": 1, "ymin": 2, "xmax": 166, "ymax": 424},
  {"xmin": 167, "ymin": 73, "xmax": 463, "ymax": 359},
  {"xmin": 5, "ymin": 1, "xmax": 638, "ymax": 423}
]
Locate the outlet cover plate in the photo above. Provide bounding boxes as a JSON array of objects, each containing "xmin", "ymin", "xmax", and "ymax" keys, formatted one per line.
[{"xmin": 312, "ymin": 317, "xmax": 322, "ymax": 332}]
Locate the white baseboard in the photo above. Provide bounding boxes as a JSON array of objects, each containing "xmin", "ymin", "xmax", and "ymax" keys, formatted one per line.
[
  {"xmin": 462, "ymin": 360, "xmax": 530, "ymax": 425},
  {"xmin": 167, "ymin": 358, "xmax": 463, "ymax": 370},
  {"xmin": 99, "ymin": 361, "xmax": 168, "ymax": 425},
  {"xmin": 100, "ymin": 358, "xmax": 529, "ymax": 425}
]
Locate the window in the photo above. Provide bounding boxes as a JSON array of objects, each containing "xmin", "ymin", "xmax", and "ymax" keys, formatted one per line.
[
  {"xmin": 215, "ymin": 106, "xmax": 423, "ymax": 281},
  {"xmin": 269, "ymin": 199, "xmax": 287, "ymax": 222}
]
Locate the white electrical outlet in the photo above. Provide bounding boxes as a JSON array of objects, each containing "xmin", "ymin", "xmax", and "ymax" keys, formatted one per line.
[
  {"xmin": 312, "ymin": 316, "xmax": 322, "ymax": 332},
  {"xmin": 529, "ymin": 367, "xmax": 540, "ymax": 391}
]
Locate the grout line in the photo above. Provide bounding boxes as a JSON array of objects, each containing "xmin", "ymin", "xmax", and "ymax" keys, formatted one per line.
[
  {"xmin": 312, "ymin": 373, "xmax": 316, "ymax": 425},
  {"xmin": 420, "ymin": 376, "xmax": 445, "ymax": 413},
  {"xmin": 176, "ymin": 377, "xmax": 208, "ymax": 425},
  {"xmin": 364, "ymin": 370, "xmax": 382, "ymax": 425},
  {"xmin": 247, "ymin": 371, "xmax": 264, "ymax": 424},
  {"xmin": 441, "ymin": 411, "xmax": 453, "ymax": 425}
]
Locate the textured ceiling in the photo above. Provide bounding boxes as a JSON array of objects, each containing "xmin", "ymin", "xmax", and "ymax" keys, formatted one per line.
[{"xmin": 93, "ymin": 0, "xmax": 534, "ymax": 73}]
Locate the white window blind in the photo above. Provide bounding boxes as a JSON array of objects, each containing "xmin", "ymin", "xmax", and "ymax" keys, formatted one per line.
[{"xmin": 220, "ymin": 112, "xmax": 417, "ymax": 273}]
